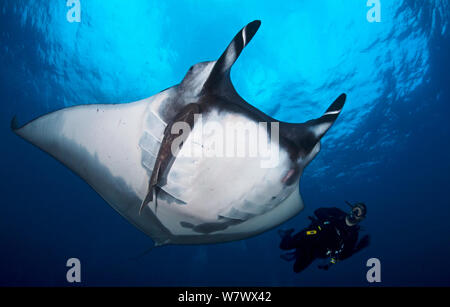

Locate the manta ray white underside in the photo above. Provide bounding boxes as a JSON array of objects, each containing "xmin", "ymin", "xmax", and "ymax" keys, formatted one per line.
[{"xmin": 12, "ymin": 21, "xmax": 346, "ymax": 246}]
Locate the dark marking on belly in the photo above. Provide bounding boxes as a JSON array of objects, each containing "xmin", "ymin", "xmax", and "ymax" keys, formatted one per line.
[{"xmin": 180, "ymin": 219, "xmax": 242, "ymax": 234}]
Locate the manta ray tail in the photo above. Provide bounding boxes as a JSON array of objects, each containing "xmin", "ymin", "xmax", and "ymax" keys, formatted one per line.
[{"xmin": 10, "ymin": 116, "xmax": 19, "ymax": 131}]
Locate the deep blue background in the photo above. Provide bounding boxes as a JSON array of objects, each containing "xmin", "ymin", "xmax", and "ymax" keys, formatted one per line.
[{"xmin": 1, "ymin": 0, "xmax": 449, "ymax": 286}]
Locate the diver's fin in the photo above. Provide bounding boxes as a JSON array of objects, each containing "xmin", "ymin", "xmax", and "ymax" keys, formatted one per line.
[
  {"xmin": 140, "ymin": 103, "xmax": 200, "ymax": 215},
  {"xmin": 280, "ymin": 251, "xmax": 297, "ymax": 262},
  {"xmin": 278, "ymin": 228, "xmax": 294, "ymax": 238},
  {"xmin": 202, "ymin": 20, "xmax": 261, "ymax": 94}
]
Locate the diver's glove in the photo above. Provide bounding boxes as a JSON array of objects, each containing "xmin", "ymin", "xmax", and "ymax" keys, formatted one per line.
[
  {"xmin": 280, "ymin": 251, "xmax": 297, "ymax": 262},
  {"xmin": 278, "ymin": 228, "xmax": 294, "ymax": 238},
  {"xmin": 318, "ymin": 257, "xmax": 337, "ymax": 271}
]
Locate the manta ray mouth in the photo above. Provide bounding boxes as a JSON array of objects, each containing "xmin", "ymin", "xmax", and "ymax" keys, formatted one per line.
[{"xmin": 281, "ymin": 168, "xmax": 299, "ymax": 185}]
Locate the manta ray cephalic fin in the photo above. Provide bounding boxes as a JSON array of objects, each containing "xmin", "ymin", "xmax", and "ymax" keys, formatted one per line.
[{"xmin": 202, "ymin": 20, "xmax": 261, "ymax": 94}]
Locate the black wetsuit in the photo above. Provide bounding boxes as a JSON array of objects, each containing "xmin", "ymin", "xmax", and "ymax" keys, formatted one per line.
[{"xmin": 280, "ymin": 207, "xmax": 368, "ymax": 273}]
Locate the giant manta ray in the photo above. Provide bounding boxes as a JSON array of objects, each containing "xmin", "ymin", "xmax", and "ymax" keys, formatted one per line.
[{"xmin": 12, "ymin": 20, "xmax": 346, "ymax": 246}]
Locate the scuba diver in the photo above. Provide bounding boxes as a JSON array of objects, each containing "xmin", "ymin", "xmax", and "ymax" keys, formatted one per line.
[{"xmin": 279, "ymin": 202, "xmax": 370, "ymax": 273}]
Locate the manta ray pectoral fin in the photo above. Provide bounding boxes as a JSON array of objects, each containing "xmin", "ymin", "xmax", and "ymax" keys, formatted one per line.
[
  {"xmin": 139, "ymin": 103, "xmax": 201, "ymax": 215},
  {"xmin": 202, "ymin": 20, "xmax": 261, "ymax": 94}
]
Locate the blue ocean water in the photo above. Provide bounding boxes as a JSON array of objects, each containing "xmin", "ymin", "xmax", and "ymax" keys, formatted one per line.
[{"xmin": 0, "ymin": 0, "xmax": 449, "ymax": 286}]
